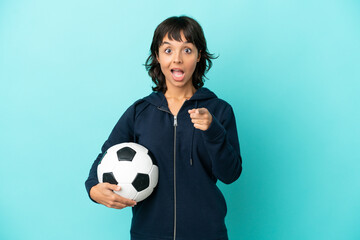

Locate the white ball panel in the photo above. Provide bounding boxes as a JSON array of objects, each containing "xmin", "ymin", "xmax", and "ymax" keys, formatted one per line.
[
  {"xmin": 100, "ymin": 152, "xmax": 118, "ymax": 170},
  {"xmin": 132, "ymin": 154, "xmax": 153, "ymax": 174},
  {"xmin": 97, "ymin": 165, "xmax": 103, "ymax": 182},
  {"xmin": 112, "ymin": 162, "xmax": 137, "ymax": 183},
  {"xmin": 114, "ymin": 183, "xmax": 137, "ymax": 200},
  {"xmin": 148, "ymin": 165, "xmax": 159, "ymax": 188}
]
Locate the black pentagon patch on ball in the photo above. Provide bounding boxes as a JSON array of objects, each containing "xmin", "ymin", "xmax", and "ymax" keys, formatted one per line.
[
  {"xmin": 103, "ymin": 172, "xmax": 118, "ymax": 185},
  {"xmin": 117, "ymin": 147, "xmax": 136, "ymax": 161},
  {"xmin": 132, "ymin": 173, "xmax": 150, "ymax": 192}
]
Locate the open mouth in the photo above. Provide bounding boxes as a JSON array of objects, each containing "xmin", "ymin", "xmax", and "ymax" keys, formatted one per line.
[{"xmin": 171, "ymin": 69, "xmax": 185, "ymax": 81}]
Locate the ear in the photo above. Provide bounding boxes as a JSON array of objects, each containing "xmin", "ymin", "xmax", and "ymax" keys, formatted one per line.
[{"xmin": 197, "ymin": 50, "xmax": 201, "ymax": 62}]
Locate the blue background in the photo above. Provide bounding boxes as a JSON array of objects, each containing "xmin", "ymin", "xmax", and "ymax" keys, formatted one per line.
[{"xmin": 1, "ymin": 0, "xmax": 359, "ymax": 239}]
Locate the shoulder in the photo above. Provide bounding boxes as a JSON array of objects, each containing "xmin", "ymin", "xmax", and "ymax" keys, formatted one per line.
[
  {"xmin": 131, "ymin": 91, "xmax": 162, "ymax": 119},
  {"xmin": 213, "ymin": 98, "xmax": 233, "ymax": 110},
  {"xmin": 199, "ymin": 88, "xmax": 233, "ymax": 111},
  {"xmin": 128, "ymin": 99, "xmax": 150, "ymax": 119}
]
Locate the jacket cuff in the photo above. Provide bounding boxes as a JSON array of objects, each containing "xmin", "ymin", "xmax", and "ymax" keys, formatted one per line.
[
  {"xmin": 202, "ymin": 114, "xmax": 226, "ymax": 142},
  {"xmin": 85, "ymin": 179, "xmax": 100, "ymax": 204}
]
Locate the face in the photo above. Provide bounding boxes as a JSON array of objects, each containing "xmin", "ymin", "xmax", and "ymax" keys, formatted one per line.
[{"xmin": 157, "ymin": 31, "xmax": 201, "ymax": 91}]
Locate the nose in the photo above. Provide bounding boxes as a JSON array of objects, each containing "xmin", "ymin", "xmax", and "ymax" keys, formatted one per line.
[{"xmin": 173, "ymin": 51, "xmax": 183, "ymax": 63}]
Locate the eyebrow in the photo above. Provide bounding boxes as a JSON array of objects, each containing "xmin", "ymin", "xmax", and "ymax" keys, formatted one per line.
[{"xmin": 161, "ymin": 41, "xmax": 192, "ymax": 46}]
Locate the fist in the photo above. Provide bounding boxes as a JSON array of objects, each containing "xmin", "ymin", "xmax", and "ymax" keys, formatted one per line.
[{"xmin": 188, "ymin": 108, "xmax": 212, "ymax": 131}]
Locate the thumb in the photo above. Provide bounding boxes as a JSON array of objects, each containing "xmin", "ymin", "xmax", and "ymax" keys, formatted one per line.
[{"xmin": 198, "ymin": 108, "xmax": 207, "ymax": 114}]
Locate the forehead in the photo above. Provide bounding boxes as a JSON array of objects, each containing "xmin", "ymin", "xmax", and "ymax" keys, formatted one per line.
[{"xmin": 160, "ymin": 31, "xmax": 193, "ymax": 46}]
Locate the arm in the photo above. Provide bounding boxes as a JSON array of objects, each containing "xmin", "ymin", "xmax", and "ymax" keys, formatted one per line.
[
  {"xmin": 85, "ymin": 102, "xmax": 139, "ymax": 207},
  {"xmin": 189, "ymin": 105, "xmax": 242, "ymax": 184}
]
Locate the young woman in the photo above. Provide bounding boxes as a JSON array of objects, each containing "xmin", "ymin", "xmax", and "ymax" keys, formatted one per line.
[{"xmin": 85, "ymin": 16, "xmax": 242, "ymax": 240}]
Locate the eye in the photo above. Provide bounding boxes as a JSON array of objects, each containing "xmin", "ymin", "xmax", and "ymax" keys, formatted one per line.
[
  {"xmin": 165, "ymin": 48, "xmax": 172, "ymax": 54},
  {"xmin": 184, "ymin": 48, "xmax": 192, "ymax": 54}
]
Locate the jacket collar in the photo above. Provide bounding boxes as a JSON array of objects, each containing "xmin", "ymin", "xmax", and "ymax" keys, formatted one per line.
[{"xmin": 143, "ymin": 87, "xmax": 217, "ymax": 109}]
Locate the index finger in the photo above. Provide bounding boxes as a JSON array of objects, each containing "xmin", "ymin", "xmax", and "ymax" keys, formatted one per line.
[{"xmin": 113, "ymin": 192, "xmax": 137, "ymax": 206}]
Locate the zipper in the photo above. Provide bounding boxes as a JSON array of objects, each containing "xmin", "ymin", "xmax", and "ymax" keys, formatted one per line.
[
  {"xmin": 157, "ymin": 107, "xmax": 178, "ymax": 240},
  {"xmin": 173, "ymin": 115, "xmax": 177, "ymax": 240}
]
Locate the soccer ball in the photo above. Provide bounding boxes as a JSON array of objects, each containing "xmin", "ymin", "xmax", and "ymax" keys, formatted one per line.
[{"xmin": 97, "ymin": 142, "xmax": 158, "ymax": 202}]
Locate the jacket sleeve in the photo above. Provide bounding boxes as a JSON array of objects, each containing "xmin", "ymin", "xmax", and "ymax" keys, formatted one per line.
[
  {"xmin": 202, "ymin": 104, "xmax": 242, "ymax": 184},
  {"xmin": 84, "ymin": 102, "xmax": 138, "ymax": 201}
]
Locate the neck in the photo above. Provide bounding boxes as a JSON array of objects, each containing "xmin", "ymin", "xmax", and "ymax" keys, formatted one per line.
[{"xmin": 165, "ymin": 85, "xmax": 196, "ymax": 100}]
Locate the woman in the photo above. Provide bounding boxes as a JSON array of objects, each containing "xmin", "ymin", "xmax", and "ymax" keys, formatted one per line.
[{"xmin": 85, "ymin": 15, "xmax": 242, "ymax": 240}]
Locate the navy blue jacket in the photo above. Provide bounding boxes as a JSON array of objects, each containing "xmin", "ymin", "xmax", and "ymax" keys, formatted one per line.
[{"xmin": 85, "ymin": 87, "xmax": 242, "ymax": 240}]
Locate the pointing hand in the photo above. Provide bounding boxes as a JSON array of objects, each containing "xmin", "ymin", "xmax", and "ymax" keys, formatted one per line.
[{"xmin": 188, "ymin": 108, "xmax": 212, "ymax": 131}]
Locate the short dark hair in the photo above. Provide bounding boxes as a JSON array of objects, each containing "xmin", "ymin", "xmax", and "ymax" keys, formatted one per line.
[{"xmin": 145, "ymin": 16, "xmax": 217, "ymax": 93}]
